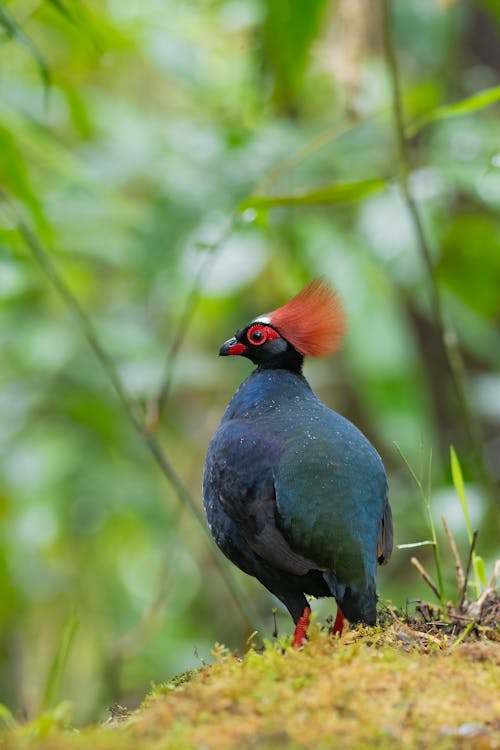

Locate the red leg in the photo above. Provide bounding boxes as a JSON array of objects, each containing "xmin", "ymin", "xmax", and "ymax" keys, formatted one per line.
[
  {"xmin": 292, "ymin": 606, "xmax": 311, "ymax": 649},
  {"xmin": 331, "ymin": 606, "xmax": 345, "ymax": 636}
]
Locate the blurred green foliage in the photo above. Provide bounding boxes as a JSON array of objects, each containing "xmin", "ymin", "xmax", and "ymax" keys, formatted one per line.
[{"xmin": 0, "ymin": 0, "xmax": 499, "ymax": 724}]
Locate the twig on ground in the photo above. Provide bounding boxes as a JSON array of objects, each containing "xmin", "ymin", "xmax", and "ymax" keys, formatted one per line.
[
  {"xmin": 396, "ymin": 622, "xmax": 443, "ymax": 648},
  {"xmin": 411, "ymin": 556, "xmax": 442, "ymax": 603},
  {"xmin": 468, "ymin": 559, "xmax": 499, "ymax": 621},
  {"xmin": 441, "ymin": 515, "xmax": 465, "ymax": 600}
]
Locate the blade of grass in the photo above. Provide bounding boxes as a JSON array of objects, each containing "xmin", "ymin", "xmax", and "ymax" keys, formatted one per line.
[
  {"xmin": 474, "ymin": 556, "xmax": 487, "ymax": 586},
  {"xmin": 41, "ymin": 612, "xmax": 78, "ymax": 712},
  {"xmin": 450, "ymin": 446, "xmax": 483, "ymax": 596},
  {"xmin": 450, "ymin": 446, "xmax": 471, "ymax": 541},
  {"xmin": 393, "ymin": 441, "xmax": 422, "ymax": 489},
  {"xmin": 450, "ymin": 619, "xmax": 477, "ymax": 649},
  {"xmin": 394, "ymin": 442, "xmax": 446, "ymax": 610}
]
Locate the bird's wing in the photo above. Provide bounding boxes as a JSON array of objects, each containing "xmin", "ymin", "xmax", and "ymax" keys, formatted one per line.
[
  {"xmin": 217, "ymin": 485, "xmax": 318, "ymax": 576},
  {"xmin": 377, "ymin": 499, "xmax": 393, "ymax": 565},
  {"xmin": 273, "ymin": 409, "xmax": 390, "ymax": 584},
  {"xmin": 205, "ymin": 420, "xmax": 318, "ymax": 576}
]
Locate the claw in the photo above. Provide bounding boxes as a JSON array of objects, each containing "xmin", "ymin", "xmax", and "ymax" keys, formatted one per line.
[{"xmin": 292, "ymin": 606, "xmax": 311, "ymax": 648}]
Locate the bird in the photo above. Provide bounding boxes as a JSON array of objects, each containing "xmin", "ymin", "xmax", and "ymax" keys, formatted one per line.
[{"xmin": 203, "ymin": 279, "xmax": 392, "ymax": 647}]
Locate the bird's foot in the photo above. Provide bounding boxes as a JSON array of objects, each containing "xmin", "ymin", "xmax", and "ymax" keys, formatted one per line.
[
  {"xmin": 291, "ymin": 606, "xmax": 311, "ymax": 649},
  {"xmin": 330, "ymin": 606, "xmax": 345, "ymax": 637}
]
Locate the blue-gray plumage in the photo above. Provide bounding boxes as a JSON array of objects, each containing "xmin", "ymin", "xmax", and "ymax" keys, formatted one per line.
[{"xmin": 203, "ymin": 280, "xmax": 392, "ymax": 639}]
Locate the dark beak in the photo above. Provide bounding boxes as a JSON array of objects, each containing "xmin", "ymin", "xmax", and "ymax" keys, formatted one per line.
[{"xmin": 219, "ymin": 337, "xmax": 247, "ymax": 356}]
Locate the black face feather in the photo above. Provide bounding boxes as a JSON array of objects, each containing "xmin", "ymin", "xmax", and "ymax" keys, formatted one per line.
[{"xmin": 220, "ymin": 322, "xmax": 304, "ymax": 371}]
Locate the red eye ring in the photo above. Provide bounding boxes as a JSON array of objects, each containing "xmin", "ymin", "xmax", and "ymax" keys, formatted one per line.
[
  {"xmin": 247, "ymin": 324, "xmax": 268, "ymax": 346},
  {"xmin": 246, "ymin": 324, "xmax": 280, "ymax": 346}
]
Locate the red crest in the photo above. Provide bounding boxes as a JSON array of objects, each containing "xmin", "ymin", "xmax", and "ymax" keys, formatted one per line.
[{"xmin": 267, "ymin": 279, "xmax": 346, "ymax": 357}]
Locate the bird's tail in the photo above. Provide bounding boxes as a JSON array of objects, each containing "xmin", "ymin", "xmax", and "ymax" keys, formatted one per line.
[
  {"xmin": 323, "ymin": 572, "xmax": 377, "ymax": 625},
  {"xmin": 322, "ymin": 571, "xmax": 345, "ymax": 602}
]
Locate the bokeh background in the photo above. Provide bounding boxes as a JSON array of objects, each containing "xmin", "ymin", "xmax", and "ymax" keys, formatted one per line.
[{"xmin": 1, "ymin": 0, "xmax": 499, "ymax": 724}]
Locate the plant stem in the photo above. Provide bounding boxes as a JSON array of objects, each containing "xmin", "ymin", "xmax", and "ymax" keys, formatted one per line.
[
  {"xmin": 381, "ymin": 0, "xmax": 490, "ymax": 490},
  {"xmin": 460, "ymin": 529, "xmax": 479, "ymax": 609},
  {"xmin": 1, "ymin": 191, "xmax": 259, "ymax": 632},
  {"xmin": 421, "ymin": 450, "xmax": 445, "ymax": 608},
  {"xmin": 395, "ymin": 443, "xmax": 446, "ymax": 609},
  {"xmin": 146, "ymin": 214, "xmax": 238, "ymax": 431},
  {"xmin": 41, "ymin": 612, "xmax": 78, "ymax": 711}
]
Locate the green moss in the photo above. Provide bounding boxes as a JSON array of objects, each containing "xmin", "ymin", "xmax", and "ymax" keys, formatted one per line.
[{"xmin": 1, "ymin": 624, "xmax": 499, "ymax": 750}]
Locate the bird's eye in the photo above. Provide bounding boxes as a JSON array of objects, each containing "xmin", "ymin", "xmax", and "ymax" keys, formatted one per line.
[{"xmin": 247, "ymin": 325, "xmax": 268, "ymax": 346}]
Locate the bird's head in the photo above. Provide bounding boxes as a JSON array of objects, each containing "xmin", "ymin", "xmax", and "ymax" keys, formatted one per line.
[{"xmin": 219, "ymin": 278, "xmax": 346, "ymax": 371}]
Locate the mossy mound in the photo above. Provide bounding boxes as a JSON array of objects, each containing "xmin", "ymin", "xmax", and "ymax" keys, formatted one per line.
[{"xmin": 1, "ymin": 623, "xmax": 499, "ymax": 750}]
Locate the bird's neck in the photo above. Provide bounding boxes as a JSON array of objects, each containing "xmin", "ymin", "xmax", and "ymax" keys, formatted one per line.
[
  {"xmin": 224, "ymin": 366, "xmax": 315, "ymax": 420},
  {"xmin": 255, "ymin": 349, "xmax": 304, "ymax": 373}
]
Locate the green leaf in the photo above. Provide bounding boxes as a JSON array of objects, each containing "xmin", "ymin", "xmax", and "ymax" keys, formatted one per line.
[
  {"xmin": 407, "ymin": 85, "xmax": 500, "ymax": 137},
  {"xmin": 262, "ymin": 0, "xmax": 329, "ymax": 114},
  {"xmin": 45, "ymin": 0, "xmax": 75, "ymax": 23},
  {"xmin": 450, "ymin": 446, "xmax": 473, "ymax": 544},
  {"xmin": 0, "ymin": 124, "xmax": 51, "ymax": 236},
  {"xmin": 0, "ymin": 703, "xmax": 17, "ymax": 730},
  {"xmin": 450, "ymin": 445, "xmax": 466, "ymax": 507},
  {"xmin": 241, "ymin": 178, "xmax": 386, "ymax": 211},
  {"xmin": 437, "ymin": 214, "xmax": 500, "ymax": 320},
  {"xmin": 0, "ymin": 109, "xmax": 92, "ymax": 188},
  {"xmin": 474, "ymin": 556, "xmax": 487, "ymax": 586},
  {"xmin": 25, "ymin": 702, "xmax": 73, "ymax": 738},
  {"xmin": 0, "ymin": 5, "xmax": 50, "ymax": 89}
]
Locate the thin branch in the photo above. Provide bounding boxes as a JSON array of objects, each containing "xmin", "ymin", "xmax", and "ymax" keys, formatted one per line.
[
  {"xmin": 0, "ymin": 190, "xmax": 258, "ymax": 630},
  {"xmin": 254, "ymin": 115, "xmax": 370, "ymax": 195},
  {"xmin": 146, "ymin": 215, "xmax": 238, "ymax": 431},
  {"xmin": 411, "ymin": 556, "xmax": 442, "ymax": 603},
  {"xmin": 441, "ymin": 515, "xmax": 465, "ymax": 600},
  {"xmin": 107, "ymin": 536, "xmax": 180, "ymax": 680},
  {"xmin": 381, "ymin": 0, "xmax": 491, "ymax": 489}
]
